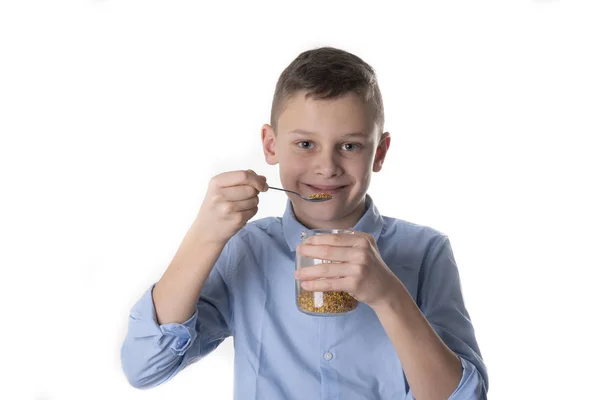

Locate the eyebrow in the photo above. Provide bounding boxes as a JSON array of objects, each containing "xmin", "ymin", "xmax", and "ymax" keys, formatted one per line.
[{"xmin": 288, "ymin": 129, "xmax": 368, "ymax": 138}]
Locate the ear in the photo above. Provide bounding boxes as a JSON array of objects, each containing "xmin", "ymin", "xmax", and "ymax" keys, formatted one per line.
[
  {"xmin": 261, "ymin": 124, "xmax": 279, "ymax": 165},
  {"xmin": 372, "ymin": 132, "xmax": 391, "ymax": 172}
]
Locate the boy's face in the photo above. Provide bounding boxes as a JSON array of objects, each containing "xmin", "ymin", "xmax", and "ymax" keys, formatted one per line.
[{"xmin": 262, "ymin": 91, "xmax": 390, "ymax": 229}]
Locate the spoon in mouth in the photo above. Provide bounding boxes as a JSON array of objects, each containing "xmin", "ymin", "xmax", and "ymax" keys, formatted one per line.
[{"xmin": 267, "ymin": 186, "xmax": 333, "ymax": 202}]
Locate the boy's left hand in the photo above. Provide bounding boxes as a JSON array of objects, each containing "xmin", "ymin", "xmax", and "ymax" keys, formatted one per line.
[{"xmin": 295, "ymin": 232, "xmax": 400, "ymax": 308}]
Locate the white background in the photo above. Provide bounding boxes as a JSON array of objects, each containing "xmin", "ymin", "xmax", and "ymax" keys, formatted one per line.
[{"xmin": 1, "ymin": 1, "xmax": 599, "ymax": 399}]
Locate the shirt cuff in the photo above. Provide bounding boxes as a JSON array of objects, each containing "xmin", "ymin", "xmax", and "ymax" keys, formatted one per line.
[
  {"xmin": 159, "ymin": 308, "xmax": 199, "ymax": 356},
  {"xmin": 448, "ymin": 356, "xmax": 486, "ymax": 399},
  {"xmin": 130, "ymin": 283, "xmax": 199, "ymax": 356}
]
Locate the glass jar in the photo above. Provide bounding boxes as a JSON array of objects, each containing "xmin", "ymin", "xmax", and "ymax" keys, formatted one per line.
[{"xmin": 296, "ymin": 228, "xmax": 359, "ymax": 316}]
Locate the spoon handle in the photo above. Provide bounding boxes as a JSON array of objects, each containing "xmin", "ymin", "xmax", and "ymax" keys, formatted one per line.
[{"xmin": 268, "ymin": 186, "xmax": 299, "ymax": 196}]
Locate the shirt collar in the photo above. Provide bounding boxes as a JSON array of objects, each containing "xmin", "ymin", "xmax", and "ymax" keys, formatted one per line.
[{"xmin": 282, "ymin": 194, "xmax": 385, "ymax": 252}]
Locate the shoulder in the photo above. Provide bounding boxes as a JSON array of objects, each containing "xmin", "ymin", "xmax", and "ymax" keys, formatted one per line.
[
  {"xmin": 247, "ymin": 216, "xmax": 283, "ymax": 232},
  {"xmin": 376, "ymin": 215, "xmax": 451, "ymax": 265},
  {"xmin": 215, "ymin": 216, "xmax": 284, "ymax": 279},
  {"xmin": 377, "ymin": 216, "xmax": 456, "ymax": 281},
  {"xmin": 380, "ymin": 215, "xmax": 447, "ymax": 245},
  {"xmin": 225, "ymin": 216, "xmax": 283, "ymax": 250},
  {"xmin": 242, "ymin": 216, "xmax": 283, "ymax": 238}
]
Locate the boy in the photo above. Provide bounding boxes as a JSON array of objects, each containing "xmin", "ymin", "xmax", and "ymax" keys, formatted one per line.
[{"xmin": 121, "ymin": 47, "xmax": 488, "ymax": 399}]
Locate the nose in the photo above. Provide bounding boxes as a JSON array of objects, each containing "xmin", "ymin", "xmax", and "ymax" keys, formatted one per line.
[{"xmin": 313, "ymin": 150, "xmax": 342, "ymax": 178}]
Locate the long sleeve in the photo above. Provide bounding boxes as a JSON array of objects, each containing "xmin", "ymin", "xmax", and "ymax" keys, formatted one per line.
[
  {"xmin": 409, "ymin": 235, "xmax": 489, "ymax": 399},
  {"xmin": 120, "ymin": 242, "xmax": 235, "ymax": 389}
]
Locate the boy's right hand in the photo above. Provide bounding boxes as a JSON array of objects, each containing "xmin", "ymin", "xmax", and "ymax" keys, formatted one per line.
[{"xmin": 195, "ymin": 170, "xmax": 269, "ymax": 244}]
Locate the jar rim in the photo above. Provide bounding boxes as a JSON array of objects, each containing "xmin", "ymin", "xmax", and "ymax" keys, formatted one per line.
[{"xmin": 301, "ymin": 228, "xmax": 356, "ymax": 238}]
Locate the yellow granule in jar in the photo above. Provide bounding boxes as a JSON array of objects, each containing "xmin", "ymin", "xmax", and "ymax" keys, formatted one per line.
[
  {"xmin": 297, "ymin": 290, "xmax": 358, "ymax": 314},
  {"xmin": 308, "ymin": 193, "xmax": 333, "ymax": 200}
]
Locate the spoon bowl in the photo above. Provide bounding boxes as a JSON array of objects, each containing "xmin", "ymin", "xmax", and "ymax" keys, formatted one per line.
[{"xmin": 267, "ymin": 186, "xmax": 333, "ymax": 202}]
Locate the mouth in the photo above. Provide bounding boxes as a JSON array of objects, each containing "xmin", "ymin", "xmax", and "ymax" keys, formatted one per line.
[{"xmin": 304, "ymin": 183, "xmax": 349, "ymax": 196}]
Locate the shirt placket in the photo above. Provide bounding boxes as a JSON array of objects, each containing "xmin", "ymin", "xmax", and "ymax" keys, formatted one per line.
[{"xmin": 319, "ymin": 317, "xmax": 340, "ymax": 400}]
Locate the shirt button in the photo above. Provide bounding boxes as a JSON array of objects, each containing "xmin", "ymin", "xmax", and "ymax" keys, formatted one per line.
[{"xmin": 324, "ymin": 351, "xmax": 333, "ymax": 361}]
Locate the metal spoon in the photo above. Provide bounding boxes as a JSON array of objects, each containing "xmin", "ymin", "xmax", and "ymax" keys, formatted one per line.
[{"xmin": 267, "ymin": 186, "xmax": 333, "ymax": 202}]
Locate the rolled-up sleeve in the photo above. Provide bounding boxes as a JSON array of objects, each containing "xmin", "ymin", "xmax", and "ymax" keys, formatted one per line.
[
  {"xmin": 120, "ymin": 241, "xmax": 235, "ymax": 389},
  {"xmin": 409, "ymin": 235, "xmax": 489, "ymax": 399},
  {"xmin": 449, "ymin": 356, "xmax": 488, "ymax": 399}
]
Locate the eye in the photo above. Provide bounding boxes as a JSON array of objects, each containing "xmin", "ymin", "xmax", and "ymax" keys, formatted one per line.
[
  {"xmin": 341, "ymin": 143, "xmax": 362, "ymax": 151},
  {"xmin": 297, "ymin": 141, "xmax": 314, "ymax": 150}
]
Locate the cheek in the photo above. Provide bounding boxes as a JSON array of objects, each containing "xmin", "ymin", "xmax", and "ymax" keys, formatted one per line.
[
  {"xmin": 280, "ymin": 155, "xmax": 308, "ymax": 182},
  {"xmin": 360, "ymin": 173, "xmax": 371, "ymax": 188},
  {"xmin": 344, "ymin": 157, "xmax": 370, "ymax": 178}
]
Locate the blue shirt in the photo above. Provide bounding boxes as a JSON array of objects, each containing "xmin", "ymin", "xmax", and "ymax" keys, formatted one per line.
[{"xmin": 121, "ymin": 195, "xmax": 488, "ymax": 399}]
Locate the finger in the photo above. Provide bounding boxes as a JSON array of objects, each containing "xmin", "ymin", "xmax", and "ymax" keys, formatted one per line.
[
  {"xmin": 297, "ymin": 243, "xmax": 362, "ymax": 263},
  {"xmin": 229, "ymin": 197, "xmax": 259, "ymax": 212},
  {"xmin": 238, "ymin": 206, "xmax": 258, "ymax": 222},
  {"xmin": 217, "ymin": 197, "xmax": 259, "ymax": 216},
  {"xmin": 220, "ymin": 185, "xmax": 259, "ymax": 201},
  {"xmin": 300, "ymin": 276, "xmax": 353, "ymax": 292},
  {"xmin": 213, "ymin": 170, "xmax": 268, "ymax": 192},
  {"xmin": 295, "ymin": 262, "xmax": 357, "ymax": 280},
  {"xmin": 249, "ymin": 171, "xmax": 268, "ymax": 192},
  {"xmin": 349, "ymin": 231, "xmax": 377, "ymax": 247}
]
